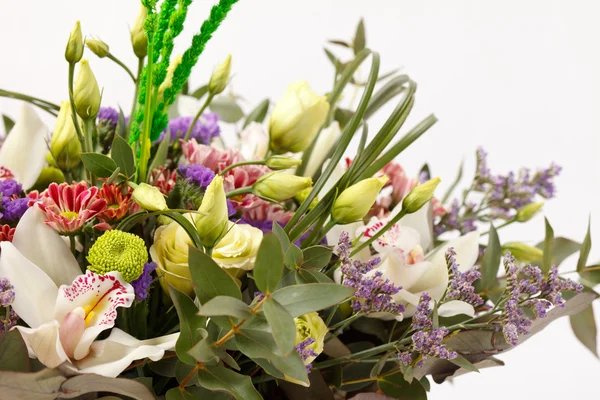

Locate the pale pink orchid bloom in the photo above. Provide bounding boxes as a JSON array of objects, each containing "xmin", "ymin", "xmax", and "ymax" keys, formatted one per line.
[{"xmin": 0, "ymin": 207, "xmax": 178, "ymax": 377}]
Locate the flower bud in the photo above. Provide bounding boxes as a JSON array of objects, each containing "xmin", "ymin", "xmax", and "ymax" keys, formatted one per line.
[
  {"xmin": 194, "ymin": 175, "xmax": 229, "ymax": 248},
  {"xmin": 295, "ymin": 187, "xmax": 318, "ymax": 210},
  {"xmin": 130, "ymin": 5, "xmax": 148, "ymax": 58},
  {"xmin": 31, "ymin": 167, "xmax": 65, "ymax": 192},
  {"xmin": 253, "ymin": 172, "xmax": 312, "ymax": 202},
  {"xmin": 502, "ymin": 242, "xmax": 543, "ymax": 263},
  {"xmin": 269, "ymin": 80, "xmax": 330, "ymax": 153},
  {"xmin": 49, "ymin": 101, "xmax": 82, "ymax": 169},
  {"xmin": 74, "ymin": 59, "xmax": 101, "ymax": 120},
  {"xmin": 65, "ymin": 21, "xmax": 84, "ymax": 64},
  {"xmin": 265, "ymin": 155, "xmax": 302, "ymax": 170},
  {"xmin": 158, "ymin": 55, "xmax": 183, "ymax": 100},
  {"xmin": 132, "ymin": 183, "xmax": 168, "ymax": 211},
  {"xmin": 208, "ymin": 55, "xmax": 232, "ymax": 95},
  {"xmin": 85, "ymin": 39, "xmax": 109, "ymax": 58},
  {"xmin": 331, "ymin": 176, "xmax": 388, "ymax": 224},
  {"xmin": 401, "ymin": 177, "xmax": 441, "ymax": 215},
  {"xmin": 515, "ymin": 202, "xmax": 544, "ymax": 222}
]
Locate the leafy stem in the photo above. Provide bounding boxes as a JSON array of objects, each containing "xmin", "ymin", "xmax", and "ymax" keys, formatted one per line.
[
  {"xmin": 183, "ymin": 93, "xmax": 214, "ymax": 141},
  {"xmin": 107, "ymin": 53, "xmax": 137, "ymax": 82}
]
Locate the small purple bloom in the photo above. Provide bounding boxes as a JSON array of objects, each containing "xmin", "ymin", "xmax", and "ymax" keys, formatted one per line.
[
  {"xmin": 159, "ymin": 113, "xmax": 220, "ymax": 144},
  {"xmin": 412, "ymin": 293, "xmax": 432, "ymax": 330},
  {"xmin": 0, "ymin": 180, "xmax": 22, "ymax": 197},
  {"xmin": 1, "ymin": 197, "xmax": 29, "ymax": 222},
  {"xmin": 0, "ymin": 277, "xmax": 15, "ymax": 307},
  {"xmin": 398, "ymin": 351, "xmax": 413, "ymax": 366},
  {"xmin": 130, "ymin": 262, "xmax": 157, "ymax": 301},
  {"xmin": 412, "ymin": 327, "xmax": 457, "ymax": 361},
  {"xmin": 97, "ymin": 107, "xmax": 120, "ymax": 127},
  {"xmin": 445, "ymin": 247, "xmax": 483, "ymax": 306},
  {"xmin": 295, "ymin": 338, "xmax": 318, "ymax": 373},
  {"xmin": 179, "ymin": 164, "xmax": 216, "ymax": 188}
]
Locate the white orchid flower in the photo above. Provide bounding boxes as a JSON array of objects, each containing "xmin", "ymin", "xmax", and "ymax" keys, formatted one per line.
[
  {"xmin": 328, "ymin": 201, "xmax": 480, "ymax": 320},
  {"xmin": 0, "ymin": 103, "xmax": 48, "ymax": 189},
  {"xmin": 0, "ymin": 207, "xmax": 178, "ymax": 377}
]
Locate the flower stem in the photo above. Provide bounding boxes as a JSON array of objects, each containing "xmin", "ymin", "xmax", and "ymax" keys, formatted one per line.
[
  {"xmin": 225, "ymin": 186, "xmax": 254, "ymax": 198},
  {"xmin": 480, "ymin": 219, "xmax": 514, "ymax": 236},
  {"xmin": 107, "ymin": 53, "xmax": 136, "ymax": 82},
  {"xmin": 183, "ymin": 93, "xmax": 214, "ymax": 142},
  {"xmin": 137, "ymin": 36, "xmax": 155, "ymax": 183},
  {"xmin": 127, "ymin": 57, "xmax": 145, "ymax": 135},
  {"xmin": 83, "ymin": 119, "xmax": 97, "ymax": 186},
  {"xmin": 67, "ymin": 63, "xmax": 87, "ymax": 150},
  {"xmin": 220, "ymin": 160, "xmax": 267, "ymax": 176}
]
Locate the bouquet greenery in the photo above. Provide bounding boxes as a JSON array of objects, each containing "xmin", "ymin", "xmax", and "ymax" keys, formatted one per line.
[{"xmin": 0, "ymin": 1, "xmax": 597, "ymax": 399}]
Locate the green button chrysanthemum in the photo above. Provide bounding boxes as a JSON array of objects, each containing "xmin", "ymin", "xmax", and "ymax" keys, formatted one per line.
[{"xmin": 87, "ymin": 230, "xmax": 148, "ymax": 282}]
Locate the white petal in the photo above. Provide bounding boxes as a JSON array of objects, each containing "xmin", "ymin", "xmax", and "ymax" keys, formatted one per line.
[
  {"xmin": 0, "ymin": 103, "xmax": 48, "ymax": 189},
  {"xmin": 396, "ymin": 201, "xmax": 434, "ymax": 251},
  {"xmin": 239, "ymin": 122, "xmax": 269, "ymax": 160},
  {"xmin": 12, "ymin": 207, "xmax": 81, "ymax": 287},
  {"xmin": 53, "ymin": 271, "xmax": 135, "ymax": 360},
  {"xmin": 381, "ymin": 257, "xmax": 433, "ymax": 293},
  {"xmin": 0, "ymin": 242, "xmax": 57, "ymax": 328},
  {"xmin": 303, "ymin": 122, "xmax": 342, "ymax": 177},
  {"xmin": 15, "ymin": 321, "xmax": 69, "ymax": 369},
  {"xmin": 438, "ymin": 300, "xmax": 476, "ymax": 318},
  {"xmin": 176, "ymin": 95, "xmax": 201, "ymax": 116},
  {"xmin": 317, "ymin": 160, "xmax": 346, "ymax": 199},
  {"xmin": 429, "ymin": 231, "xmax": 480, "ymax": 273},
  {"xmin": 74, "ymin": 329, "xmax": 179, "ymax": 378}
]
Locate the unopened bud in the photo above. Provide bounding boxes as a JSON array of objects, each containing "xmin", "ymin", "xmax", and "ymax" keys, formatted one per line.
[
  {"xmin": 208, "ymin": 55, "xmax": 232, "ymax": 95},
  {"xmin": 265, "ymin": 155, "xmax": 302, "ymax": 170},
  {"xmin": 253, "ymin": 172, "xmax": 312, "ymax": 202},
  {"xmin": 295, "ymin": 187, "xmax": 318, "ymax": 210},
  {"xmin": 132, "ymin": 183, "xmax": 168, "ymax": 211},
  {"xmin": 65, "ymin": 21, "xmax": 84, "ymax": 64},
  {"xmin": 85, "ymin": 39, "xmax": 110, "ymax": 58},
  {"xmin": 74, "ymin": 59, "xmax": 101, "ymax": 120},
  {"xmin": 515, "ymin": 202, "xmax": 544, "ymax": 223},
  {"xmin": 194, "ymin": 175, "xmax": 229, "ymax": 248},
  {"xmin": 130, "ymin": 5, "xmax": 148, "ymax": 58},
  {"xmin": 331, "ymin": 176, "xmax": 388, "ymax": 224},
  {"xmin": 49, "ymin": 101, "xmax": 82, "ymax": 169},
  {"xmin": 502, "ymin": 242, "xmax": 543, "ymax": 263},
  {"xmin": 401, "ymin": 177, "xmax": 441, "ymax": 214}
]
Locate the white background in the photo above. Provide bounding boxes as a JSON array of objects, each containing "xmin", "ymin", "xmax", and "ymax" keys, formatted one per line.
[{"xmin": 1, "ymin": 0, "xmax": 599, "ymax": 398}]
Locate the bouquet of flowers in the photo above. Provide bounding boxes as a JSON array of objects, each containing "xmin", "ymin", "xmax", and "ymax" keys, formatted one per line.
[{"xmin": 0, "ymin": 1, "xmax": 597, "ymax": 399}]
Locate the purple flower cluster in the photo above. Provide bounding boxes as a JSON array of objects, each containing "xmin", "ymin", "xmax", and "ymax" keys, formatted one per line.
[
  {"xmin": 337, "ymin": 232, "xmax": 404, "ymax": 315},
  {"xmin": 398, "ymin": 351, "xmax": 413, "ymax": 366},
  {"xmin": 158, "ymin": 113, "xmax": 220, "ymax": 144},
  {"xmin": 179, "ymin": 164, "xmax": 216, "ymax": 188},
  {"xmin": 412, "ymin": 328, "xmax": 457, "ymax": 363},
  {"xmin": 0, "ymin": 277, "xmax": 15, "ymax": 306},
  {"xmin": 295, "ymin": 338, "xmax": 318, "ymax": 373},
  {"xmin": 412, "ymin": 293, "xmax": 432, "ymax": 330},
  {"xmin": 501, "ymin": 253, "xmax": 535, "ymax": 345},
  {"xmin": 434, "ymin": 199, "xmax": 477, "ymax": 236},
  {"xmin": 445, "ymin": 248, "xmax": 483, "ymax": 306},
  {"xmin": 97, "ymin": 107, "xmax": 120, "ymax": 127},
  {"xmin": 130, "ymin": 262, "xmax": 157, "ymax": 301},
  {"xmin": 0, "ymin": 180, "xmax": 28, "ymax": 223},
  {"xmin": 540, "ymin": 265, "xmax": 583, "ymax": 307}
]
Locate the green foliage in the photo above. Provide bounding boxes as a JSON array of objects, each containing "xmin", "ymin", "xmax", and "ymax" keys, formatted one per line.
[
  {"xmin": 263, "ymin": 298, "xmax": 296, "ymax": 355},
  {"xmin": 476, "ymin": 224, "xmax": 501, "ymax": 293},
  {"xmin": 542, "ymin": 217, "xmax": 555, "ymax": 274},
  {"xmin": 80, "ymin": 152, "xmax": 118, "ymax": 178},
  {"xmin": 253, "ymin": 233, "xmax": 285, "ymax": 294},
  {"xmin": 271, "ymin": 283, "xmax": 354, "ymax": 317},
  {"xmin": 111, "ymin": 134, "xmax": 136, "ymax": 178},
  {"xmin": 570, "ymin": 305, "xmax": 598, "ymax": 358},
  {"xmin": 243, "ymin": 98, "xmax": 270, "ymax": 127},
  {"xmin": 169, "ymin": 286, "xmax": 207, "ymax": 365},
  {"xmin": 188, "ymin": 246, "xmax": 242, "ymax": 303},
  {"xmin": 0, "ymin": 331, "xmax": 30, "ymax": 372}
]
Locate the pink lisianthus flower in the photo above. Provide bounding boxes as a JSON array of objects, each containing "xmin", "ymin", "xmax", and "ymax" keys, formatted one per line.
[
  {"xmin": 242, "ymin": 198, "xmax": 294, "ymax": 225},
  {"xmin": 181, "ymin": 139, "xmax": 243, "ymax": 173},
  {"xmin": 382, "ymin": 162, "xmax": 417, "ymax": 206},
  {"xmin": 36, "ymin": 182, "xmax": 107, "ymax": 234},
  {"xmin": 223, "ymin": 163, "xmax": 271, "ymax": 193}
]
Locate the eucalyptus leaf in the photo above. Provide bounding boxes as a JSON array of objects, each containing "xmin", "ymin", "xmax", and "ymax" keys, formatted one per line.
[
  {"xmin": 115, "ymin": 106, "xmax": 126, "ymax": 139},
  {"xmin": 188, "ymin": 329, "xmax": 240, "ymax": 369},
  {"xmin": 111, "ymin": 135, "xmax": 136, "ymax": 177},
  {"xmin": 535, "ymin": 236, "xmax": 581, "ymax": 267},
  {"xmin": 254, "ymin": 233, "xmax": 285, "ymax": 294},
  {"xmin": 285, "ymin": 245, "xmax": 303, "ymax": 270},
  {"xmin": 272, "ymin": 222, "xmax": 291, "ymax": 251},
  {"xmin": 353, "ymin": 18, "xmax": 366, "ymax": 55},
  {"xmin": 210, "ymin": 96, "xmax": 244, "ymax": 123},
  {"xmin": 377, "ymin": 372, "xmax": 427, "ymax": 400},
  {"xmin": 272, "ymin": 283, "xmax": 355, "ymax": 317},
  {"xmin": 295, "ymin": 269, "xmax": 334, "ymax": 284},
  {"xmin": 0, "ymin": 330, "xmax": 30, "ymax": 372},
  {"xmin": 191, "ymin": 84, "xmax": 209, "ymax": 100},
  {"xmin": 328, "ymin": 39, "xmax": 351, "ymax": 48},
  {"xmin": 570, "ymin": 305, "xmax": 598, "ymax": 357},
  {"xmin": 196, "ymin": 364, "xmax": 263, "ymax": 400},
  {"xmin": 149, "ymin": 133, "xmax": 170, "ymax": 173},
  {"xmin": 168, "ymin": 286, "xmax": 207, "ymax": 365},
  {"xmin": 302, "ymin": 245, "xmax": 332, "ymax": 269},
  {"xmin": 478, "ymin": 224, "xmax": 501, "ymax": 293},
  {"xmin": 263, "ymin": 298, "xmax": 296, "ymax": 355},
  {"xmin": 80, "ymin": 152, "xmax": 118, "ymax": 178},
  {"xmin": 542, "ymin": 217, "xmax": 555, "ymax": 274},
  {"xmin": 198, "ymin": 296, "xmax": 253, "ymax": 320},
  {"xmin": 243, "ymin": 98, "xmax": 269, "ymax": 128},
  {"xmin": 189, "ymin": 246, "xmax": 242, "ymax": 303},
  {"xmin": 577, "ymin": 217, "xmax": 592, "ymax": 272}
]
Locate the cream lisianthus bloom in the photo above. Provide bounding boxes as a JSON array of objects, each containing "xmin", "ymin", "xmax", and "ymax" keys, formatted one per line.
[
  {"xmin": 0, "ymin": 104, "xmax": 48, "ymax": 190},
  {"xmin": 294, "ymin": 312, "xmax": 328, "ymax": 365},
  {"xmin": 212, "ymin": 222, "xmax": 263, "ymax": 273},
  {"xmin": 0, "ymin": 207, "xmax": 178, "ymax": 377}
]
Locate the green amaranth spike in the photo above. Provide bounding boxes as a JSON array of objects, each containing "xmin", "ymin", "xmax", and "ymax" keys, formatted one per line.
[{"xmin": 87, "ymin": 230, "xmax": 148, "ymax": 282}]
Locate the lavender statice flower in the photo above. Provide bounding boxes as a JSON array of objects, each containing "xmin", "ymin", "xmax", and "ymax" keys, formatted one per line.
[
  {"xmin": 97, "ymin": 107, "xmax": 121, "ymax": 153},
  {"xmin": 518, "ymin": 264, "xmax": 544, "ymax": 295},
  {"xmin": 0, "ymin": 180, "xmax": 22, "ymax": 197},
  {"xmin": 337, "ymin": 232, "xmax": 404, "ymax": 315},
  {"xmin": 0, "ymin": 277, "xmax": 15, "ymax": 306},
  {"xmin": 295, "ymin": 338, "xmax": 318, "ymax": 373},
  {"xmin": 412, "ymin": 328, "xmax": 457, "ymax": 363},
  {"xmin": 501, "ymin": 253, "xmax": 533, "ymax": 345},
  {"xmin": 0, "ymin": 309, "xmax": 18, "ymax": 333},
  {"xmin": 97, "ymin": 107, "xmax": 120, "ymax": 127},
  {"xmin": 1, "ymin": 197, "xmax": 29, "ymax": 222},
  {"xmin": 179, "ymin": 164, "xmax": 216, "ymax": 188},
  {"xmin": 130, "ymin": 262, "xmax": 157, "ymax": 301},
  {"xmin": 398, "ymin": 351, "xmax": 413, "ymax": 366},
  {"xmin": 159, "ymin": 113, "xmax": 220, "ymax": 144},
  {"xmin": 445, "ymin": 248, "xmax": 483, "ymax": 306},
  {"xmin": 412, "ymin": 293, "xmax": 432, "ymax": 329},
  {"xmin": 540, "ymin": 265, "xmax": 583, "ymax": 307},
  {"xmin": 253, "ymin": 291, "xmax": 265, "ymax": 302}
]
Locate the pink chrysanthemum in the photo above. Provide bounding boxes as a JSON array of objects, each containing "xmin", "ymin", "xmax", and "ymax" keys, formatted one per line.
[
  {"xmin": 96, "ymin": 183, "xmax": 133, "ymax": 223},
  {"xmin": 0, "ymin": 224, "xmax": 15, "ymax": 242},
  {"xmin": 149, "ymin": 167, "xmax": 178, "ymax": 195},
  {"xmin": 37, "ymin": 182, "xmax": 107, "ymax": 233}
]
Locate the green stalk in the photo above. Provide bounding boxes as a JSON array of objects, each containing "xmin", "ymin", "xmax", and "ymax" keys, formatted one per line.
[
  {"xmin": 127, "ymin": 58, "xmax": 145, "ymax": 135},
  {"xmin": 107, "ymin": 53, "xmax": 136, "ymax": 82},
  {"xmin": 137, "ymin": 35, "xmax": 155, "ymax": 183},
  {"xmin": 183, "ymin": 93, "xmax": 214, "ymax": 141},
  {"xmin": 67, "ymin": 64, "xmax": 86, "ymax": 147},
  {"xmin": 83, "ymin": 118, "xmax": 97, "ymax": 186},
  {"xmin": 0, "ymin": 89, "xmax": 60, "ymax": 115},
  {"xmin": 225, "ymin": 186, "xmax": 254, "ymax": 198}
]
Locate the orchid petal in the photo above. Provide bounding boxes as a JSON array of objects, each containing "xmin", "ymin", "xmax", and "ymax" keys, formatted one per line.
[
  {"xmin": 73, "ymin": 329, "xmax": 179, "ymax": 378},
  {"xmin": 380, "ymin": 258, "xmax": 433, "ymax": 293},
  {"xmin": 15, "ymin": 321, "xmax": 69, "ymax": 369},
  {"xmin": 0, "ymin": 242, "xmax": 57, "ymax": 328},
  {"xmin": 438, "ymin": 300, "xmax": 476, "ymax": 318},
  {"xmin": 12, "ymin": 207, "xmax": 81, "ymax": 287},
  {"xmin": 0, "ymin": 103, "xmax": 48, "ymax": 189},
  {"xmin": 429, "ymin": 231, "xmax": 480, "ymax": 272},
  {"xmin": 395, "ymin": 201, "xmax": 434, "ymax": 251},
  {"xmin": 54, "ymin": 271, "xmax": 135, "ymax": 360}
]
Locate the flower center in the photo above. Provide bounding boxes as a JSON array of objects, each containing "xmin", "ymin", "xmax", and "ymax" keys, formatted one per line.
[{"xmin": 61, "ymin": 211, "xmax": 79, "ymax": 220}]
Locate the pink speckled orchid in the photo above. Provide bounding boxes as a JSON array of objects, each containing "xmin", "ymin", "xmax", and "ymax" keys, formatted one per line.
[
  {"xmin": 0, "ymin": 207, "xmax": 178, "ymax": 377},
  {"xmin": 37, "ymin": 182, "xmax": 107, "ymax": 233}
]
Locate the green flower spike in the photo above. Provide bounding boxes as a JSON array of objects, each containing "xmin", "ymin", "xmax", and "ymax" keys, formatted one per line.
[{"xmin": 87, "ymin": 230, "xmax": 148, "ymax": 282}]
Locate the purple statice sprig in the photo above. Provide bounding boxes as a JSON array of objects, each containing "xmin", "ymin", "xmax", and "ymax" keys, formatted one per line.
[
  {"xmin": 0, "ymin": 277, "xmax": 15, "ymax": 307},
  {"xmin": 399, "ymin": 328, "xmax": 458, "ymax": 367},
  {"xmin": 179, "ymin": 164, "xmax": 216, "ymax": 188},
  {"xmin": 444, "ymin": 247, "xmax": 483, "ymax": 307},
  {"xmin": 130, "ymin": 262, "xmax": 157, "ymax": 301},
  {"xmin": 295, "ymin": 338, "xmax": 318, "ymax": 373},
  {"xmin": 0, "ymin": 277, "xmax": 17, "ymax": 333},
  {"xmin": 337, "ymin": 232, "xmax": 404, "ymax": 316},
  {"xmin": 157, "ymin": 114, "xmax": 220, "ymax": 144},
  {"xmin": 0, "ymin": 180, "xmax": 29, "ymax": 223},
  {"xmin": 412, "ymin": 293, "xmax": 433, "ymax": 330}
]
